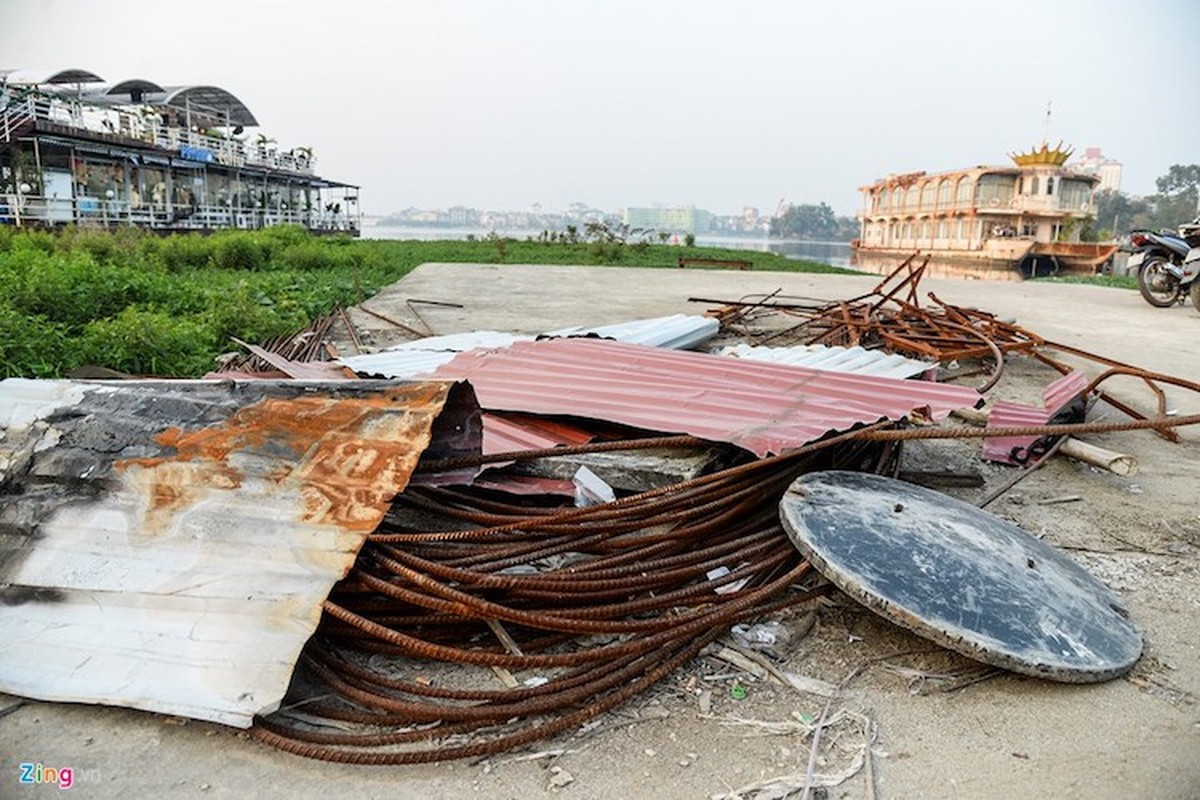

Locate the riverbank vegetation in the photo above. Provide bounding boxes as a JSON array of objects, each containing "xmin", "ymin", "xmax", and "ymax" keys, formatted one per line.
[{"xmin": 0, "ymin": 225, "xmax": 848, "ymax": 379}]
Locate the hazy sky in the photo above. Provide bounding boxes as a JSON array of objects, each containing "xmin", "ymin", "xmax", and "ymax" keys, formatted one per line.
[{"xmin": 2, "ymin": 0, "xmax": 1196, "ymax": 216}]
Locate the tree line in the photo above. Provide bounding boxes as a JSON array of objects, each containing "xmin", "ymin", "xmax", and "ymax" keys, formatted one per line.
[
  {"xmin": 768, "ymin": 202, "xmax": 858, "ymax": 241},
  {"xmin": 1091, "ymin": 164, "xmax": 1200, "ymax": 239}
]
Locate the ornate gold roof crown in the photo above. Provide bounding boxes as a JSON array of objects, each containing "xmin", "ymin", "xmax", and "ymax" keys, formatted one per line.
[{"xmin": 1009, "ymin": 141, "xmax": 1073, "ymax": 167}]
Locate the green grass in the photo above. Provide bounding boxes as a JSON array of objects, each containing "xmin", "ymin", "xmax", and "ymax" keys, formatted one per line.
[
  {"xmin": 1031, "ymin": 273, "xmax": 1137, "ymax": 290},
  {"xmin": 0, "ymin": 225, "xmax": 853, "ymax": 378}
]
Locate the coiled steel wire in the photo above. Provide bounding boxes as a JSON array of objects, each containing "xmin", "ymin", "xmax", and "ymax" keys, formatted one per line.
[{"xmin": 251, "ymin": 441, "xmax": 873, "ymax": 764}]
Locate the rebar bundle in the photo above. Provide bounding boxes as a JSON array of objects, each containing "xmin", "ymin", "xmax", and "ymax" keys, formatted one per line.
[{"xmin": 251, "ymin": 439, "xmax": 894, "ymax": 764}]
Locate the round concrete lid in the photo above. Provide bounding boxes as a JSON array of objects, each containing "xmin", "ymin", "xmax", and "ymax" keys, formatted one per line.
[{"xmin": 779, "ymin": 471, "xmax": 1142, "ymax": 683}]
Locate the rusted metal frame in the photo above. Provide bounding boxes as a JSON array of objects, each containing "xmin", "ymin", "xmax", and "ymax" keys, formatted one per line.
[
  {"xmin": 858, "ymin": 413, "xmax": 1200, "ymax": 442},
  {"xmin": 929, "ymin": 297, "xmax": 1046, "ymax": 349},
  {"xmin": 868, "ymin": 261, "xmax": 927, "ymax": 314},
  {"xmin": 920, "ymin": 317, "xmax": 1006, "ymax": 392},
  {"xmin": 356, "ymin": 303, "xmax": 428, "ymax": 339},
  {"xmin": 1080, "ymin": 367, "xmax": 1200, "ymax": 416},
  {"xmin": 853, "ymin": 253, "xmax": 920, "ymax": 306},
  {"xmin": 337, "ymin": 305, "xmax": 365, "ymax": 355},
  {"xmin": 1031, "ymin": 351, "xmax": 1181, "ymax": 443},
  {"xmin": 837, "ymin": 303, "xmax": 862, "ymax": 347},
  {"xmin": 404, "ymin": 298, "xmax": 464, "ymax": 337},
  {"xmin": 877, "ymin": 330, "xmax": 943, "ymax": 360}
]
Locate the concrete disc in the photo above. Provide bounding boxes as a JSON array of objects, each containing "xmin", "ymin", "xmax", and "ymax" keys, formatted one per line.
[{"xmin": 779, "ymin": 471, "xmax": 1142, "ymax": 682}]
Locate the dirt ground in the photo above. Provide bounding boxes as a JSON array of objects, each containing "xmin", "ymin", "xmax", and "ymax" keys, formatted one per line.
[{"xmin": 4, "ymin": 265, "xmax": 1199, "ymax": 799}]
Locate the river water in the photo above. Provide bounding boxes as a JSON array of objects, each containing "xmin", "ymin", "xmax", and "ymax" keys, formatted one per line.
[{"xmin": 363, "ymin": 225, "xmax": 854, "ymax": 269}]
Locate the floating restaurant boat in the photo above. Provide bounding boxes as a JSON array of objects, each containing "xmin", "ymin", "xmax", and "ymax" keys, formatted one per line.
[
  {"xmin": 0, "ymin": 68, "xmax": 358, "ymax": 234},
  {"xmin": 854, "ymin": 144, "xmax": 1115, "ymax": 279}
]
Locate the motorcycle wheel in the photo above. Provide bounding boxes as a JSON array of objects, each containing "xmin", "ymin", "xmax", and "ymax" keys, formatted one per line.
[
  {"xmin": 1137, "ymin": 256, "xmax": 1183, "ymax": 307},
  {"xmin": 1190, "ymin": 280, "xmax": 1200, "ymax": 314}
]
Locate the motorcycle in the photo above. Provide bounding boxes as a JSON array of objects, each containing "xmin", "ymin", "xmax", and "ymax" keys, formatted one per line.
[{"xmin": 1128, "ymin": 218, "xmax": 1200, "ymax": 307}]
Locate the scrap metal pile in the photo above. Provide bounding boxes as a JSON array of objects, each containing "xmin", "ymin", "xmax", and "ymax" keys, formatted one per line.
[
  {"xmin": 242, "ymin": 260, "xmax": 1200, "ymax": 763},
  {"xmin": 3, "ymin": 259, "xmax": 1200, "ymax": 768},
  {"xmin": 255, "ymin": 445, "xmax": 876, "ymax": 764}
]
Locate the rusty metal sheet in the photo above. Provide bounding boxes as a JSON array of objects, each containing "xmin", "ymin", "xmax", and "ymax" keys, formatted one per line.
[
  {"xmin": 432, "ymin": 338, "xmax": 982, "ymax": 457},
  {"xmin": 0, "ymin": 378, "xmax": 479, "ymax": 727},
  {"xmin": 984, "ymin": 370, "xmax": 1088, "ymax": 464},
  {"xmin": 482, "ymin": 412, "xmax": 598, "ymax": 455}
]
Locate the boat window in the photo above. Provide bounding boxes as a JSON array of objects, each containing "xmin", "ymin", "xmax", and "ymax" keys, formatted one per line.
[
  {"xmin": 1046, "ymin": 177, "xmax": 1054, "ymax": 195},
  {"xmin": 905, "ymin": 186, "xmax": 919, "ymax": 209},
  {"xmin": 1058, "ymin": 179, "xmax": 1092, "ymax": 210},
  {"xmin": 892, "ymin": 187, "xmax": 904, "ymax": 211},
  {"xmin": 1029, "ymin": 176, "xmax": 1039, "ymax": 194},
  {"xmin": 976, "ymin": 174, "xmax": 1014, "ymax": 207},
  {"xmin": 955, "ymin": 177, "xmax": 973, "ymax": 207},
  {"xmin": 920, "ymin": 182, "xmax": 936, "ymax": 211},
  {"xmin": 937, "ymin": 179, "xmax": 952, "ymax": 208}
]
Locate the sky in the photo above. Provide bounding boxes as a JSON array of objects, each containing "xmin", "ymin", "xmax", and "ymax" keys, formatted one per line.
[{"xmin": 2, "ymin": 0, "xmax": 1196, "ymax": 217}]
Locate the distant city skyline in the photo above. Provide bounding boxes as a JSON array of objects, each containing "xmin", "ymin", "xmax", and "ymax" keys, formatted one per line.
[{"xmin": 2, "ymin": 1, "xmax": 1193, "ymax": 217}]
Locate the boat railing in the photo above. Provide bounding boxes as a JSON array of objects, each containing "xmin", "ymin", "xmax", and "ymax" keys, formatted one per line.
[
  {"xmin": 1, "ymin": 192, "xmax": 358, "ymax": 234},
  {"xmin": 1, "ymin": 91, "xmax": 315, "ymax": 175}
]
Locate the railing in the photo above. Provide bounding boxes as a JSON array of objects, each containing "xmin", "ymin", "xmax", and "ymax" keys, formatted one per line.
[
  {"xmin": 1, "ymin": 92, "xmax": 316, "ymax": 174},
  {"xmin": 0, "ymin": 193, "xmax": 358, "ymax": 234},
  {"xmin": 1, "ymin": 96, "xmax": 37, "ymax": 143}
]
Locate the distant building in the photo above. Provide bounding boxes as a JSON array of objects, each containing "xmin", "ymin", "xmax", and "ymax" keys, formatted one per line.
[
  {"xmin": 1071, "ymin": 147, "xmax": 1123, "ymax": 194},
  {"xmin": 623, "ymin": 206, "xmax": 711, "ymax": 234}
]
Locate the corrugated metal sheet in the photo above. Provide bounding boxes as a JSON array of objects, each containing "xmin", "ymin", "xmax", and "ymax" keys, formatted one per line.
[
  {"xmin": 482, "ymin": 412, "xmax": 597, "ymax": 454},
  {"xmin": 337, "ymin": 315, "xmax": 719, "ymax": 379},
  {"xmin": 982, "ymin": 401, "xmax": 1052, "ymax": 464},
  {"xmin": 719, "ymin": 343, "xmax": 933, "ymax": 380},
  {"xmin": 1043, "ymin": 370, "xmax": 1090, "ymax": 414},
  {"xmin": 983, "ymin": 371, "xmax": 1089, "ymax": 464},
  {"xmin": 431, "ymin": 338, "xmax": 982, "ymax": 457},
  {"xmin": 0, "ymin": 378, "xmax": 479, "ymax": 727},
  {"xmin": 545, "ymin": 313, "xmax": 719, "ymax": 350},
  {"xmin": 337, "ymin": 331, "xmax": 528, "ymax": 379}
]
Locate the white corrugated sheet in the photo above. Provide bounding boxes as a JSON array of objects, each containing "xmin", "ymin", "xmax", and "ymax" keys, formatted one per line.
[
  {"xmin": 338, "ymin": 314, "xmax": 719, "ymax": 380},
  {"xmin": 337, "ymin": 331, "xmax": 529, "ymax": 379},
  {"xmin": 718, "ymin": 343, "xmax": 933, "ymax": 380},
  {"xmin": 545, "ymin": 314, "xmax": 719, "ymax": 350}
]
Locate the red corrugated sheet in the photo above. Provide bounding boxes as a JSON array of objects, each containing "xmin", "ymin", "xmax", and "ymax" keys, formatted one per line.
[
  {"xmin": 432, "ymin": 338, "xmax": 982, "ymax": 457},
  {"xmin": 482, "ymin": 412, "xmax": 598, "ymax": 455},
  {"xmin": 984, "ymin": 371, "xmax": 1089, "ymax": 464}
]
